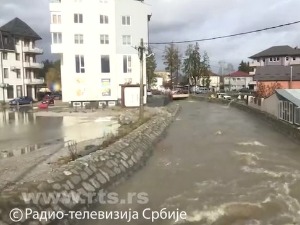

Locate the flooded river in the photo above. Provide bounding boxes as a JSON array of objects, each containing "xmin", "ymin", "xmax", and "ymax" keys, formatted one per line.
[{"xmin": 84, "ymin": 100, "xmax": 300, "ymax": 225}]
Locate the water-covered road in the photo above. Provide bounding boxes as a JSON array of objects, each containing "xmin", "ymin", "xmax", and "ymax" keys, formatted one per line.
[{"xmin": 86, "ymin": 100, "xmax": 300, "ymax": 225}]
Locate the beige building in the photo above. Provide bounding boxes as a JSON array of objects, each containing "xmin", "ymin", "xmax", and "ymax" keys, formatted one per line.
[{"xmin": 155, "ymin": 71, "xmax": 171, "ymax": 82}]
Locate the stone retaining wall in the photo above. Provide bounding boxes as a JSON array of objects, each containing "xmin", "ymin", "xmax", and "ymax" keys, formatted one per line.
[
  {"xmin": 0, "ymin": 104, "xmax": 180, "ymax": 225},
  {"xmin": 191, "ymin": 95, "xmax": 300, "ymax": 141}
]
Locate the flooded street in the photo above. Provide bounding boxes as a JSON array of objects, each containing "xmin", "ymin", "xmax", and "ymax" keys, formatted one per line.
[
  {"xmin": 85, "ymin": 100, "xmax": 300, "ymax": 225},
  {"xmin": 0, "ymin": 108, "xmax": 119, "ymax": 152}
]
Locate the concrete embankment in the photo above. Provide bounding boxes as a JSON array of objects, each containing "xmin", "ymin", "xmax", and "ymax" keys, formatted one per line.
[{"xmin": 0, "ymin": 104, "xmax": 180, "ymax": 225}]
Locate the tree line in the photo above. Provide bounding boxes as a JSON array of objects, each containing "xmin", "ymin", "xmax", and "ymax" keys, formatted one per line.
[{"xmin": 146, "ymin": 42, "xmax": 212, "ymax": 89}]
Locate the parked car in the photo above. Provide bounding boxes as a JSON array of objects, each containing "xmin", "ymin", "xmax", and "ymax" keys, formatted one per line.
[
  {"xmin": 43, "ymin": 95, "xmax": 54, "ymax": 105},
  {"xmin": 38, "ymin": 101, "xmax": 50, "ymax": 109},
  {"xmin": 238, "ymin": 88, "xmax": 251, "ymax": 93},
  {"xmin": 196, "ymin": 87, "xmax": 210, "ymax": 94},
  {"xmin": 37, "ymin": 91, "xmax": 52, "ymax": 101},
  {"xmin": 51, "ymin": 91, "xmax": 62, "ymax": 100},
  {"xmin": 147, "ymin": 90, "xmax": 152, "ymax": 96},
  {"xmin": 9, "ymin": 96, "xmax": 34, "ymax": 106}
]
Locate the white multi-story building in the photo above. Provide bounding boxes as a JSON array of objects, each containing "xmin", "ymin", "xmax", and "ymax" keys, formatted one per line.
[
  {"xmin": 0, "ymin": 18, "xmax": 44, "ymax": 102},
  {"xmin": 49, "ymin": 0, "xmax": 151, "ymax": 106},
  {"xmin": 223, "ymin": 71, "xmax": 254, "ymax": 91}
]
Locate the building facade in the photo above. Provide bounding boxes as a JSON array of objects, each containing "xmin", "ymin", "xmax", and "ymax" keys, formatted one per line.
[
  {"xmin": 198, "ymin": 72, "xmax": 221, "ymax": 92},
  {"xmin": 0, "ymin": 18, "xmax": 44, "ymax": 102},
  {"xmin": 223, "ymin": 71, "xmax": 253, "ymax": 91},
  {"xmin": 249, "ymin": 45, "xmax": 300, "ymax": 90},
  {"xmin": 49, "ymin": 0, "xmax": 151, "ymax": 105}
]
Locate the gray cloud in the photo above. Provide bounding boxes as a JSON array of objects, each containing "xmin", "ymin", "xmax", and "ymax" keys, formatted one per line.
[{"xmin": 1, "ymin": 0, "xmax": 300, "ymax": 72}]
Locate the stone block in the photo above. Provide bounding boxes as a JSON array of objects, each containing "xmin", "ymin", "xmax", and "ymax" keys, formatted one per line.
[
  {"xmin": 82, "ymin": 182, "xmax": 96, "ymax": 192},
  {"xmin": 70, "ymin": 175, "xmax": 81, "ymax": 185}
]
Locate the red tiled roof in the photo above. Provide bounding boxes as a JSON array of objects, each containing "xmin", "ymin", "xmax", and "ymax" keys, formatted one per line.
[{"xmin": 224, "ymin": 71, "xmax": 252, "ymax": 77}]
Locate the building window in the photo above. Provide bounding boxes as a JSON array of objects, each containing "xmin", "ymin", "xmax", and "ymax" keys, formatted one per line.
[
  {"xmin": 75, "ymin": 55, "xmax": 85, "ymax": 73},
  {"xmin": 24, "ymin": 40, "xmax": 30, "ymax": 47},
  {"xmin": 100, "ymin": 35, "xmax": 109, "ymax": 44},
  {"xmin": 3, "ymin": 52, "xmax": 7, "ymax": 60},
  {"xmin": 52, "ymin": 32, "xmax": 62, "ymax": 44},
  {"xmin": 16, "ymin": 69, "xmax": 21, "ymax": 79},
  {"xmin": 286, "ymin": 57, "xmax": 289, "ymax": 61},
  {"xmin": 293, "ymin": 57, "xmax": 296, "ymax": 61},
  {"xmin": 74, "ymin": 14, "xmax": 83, "ymax": 23},
  {"xmin": 123, "ymin": 55, "xmax": 132, "ymax": 73},
  {"xmin": 3, "ymin": 68, "xmax": 9, "ymax": 78},
  {"xmin": 74, "ymin": 34, "xmax": 84, "ymax": 44},
  {"xmin": 52, "ymin": 14, "xmax": 61, "ymax": 24},
  {"xmin": 122, "ymin": 35, "xmax": 131, "ymax": 45},
  {"xmin": 289, "ymin": 102, "xmax": 294, "ymax": 123},
  {"xmin": 15, "ymin": 38, "xmax": 20, "ymax": 45},
  {"xmin": 25, "ymin": 70, "xmax": 31, "ymax": 79},
  {"xmin": 16, "ymin": 85, "xmax": 22, "ymax": 98},
  {"xmin": 7, "ymin": 85, "xmax": 14, "ymax": 99},
  {"xmin": 25, "ymin": 55, "xmax": 30, "ymax": 62},
  {"xmin": 279, "ymin": 101, "xmax": 294, "ymax": 123},
  {"xmin": 3, "ymin": 36, "xmax": 8, "ymax": 45},
  {"xmin": 15, "ymin": 53, "xmax": 20, "ymax": 61},
  {"xmin": 100, "ymin": 15, "xmax": 109, "ymax": 24},
  {"xmin": 122, "ymin": 16, "xmax": 131, "ymax": 25},
  {"xmin": 101, "ymin": 55, "xmax": 110, "ymax": 73},
  {"xmin": 295, "ymin": 107, "xmax": 300, "ymax": 125}
]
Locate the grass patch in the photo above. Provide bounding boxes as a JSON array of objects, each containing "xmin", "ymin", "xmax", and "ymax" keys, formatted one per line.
[
  {"xmin": 51, "ymin": 116, "xmax": 151, "ymax": 167},
  {"xmin": 99, "ymin": 116, "xmax": 151, "ymax": 150}
]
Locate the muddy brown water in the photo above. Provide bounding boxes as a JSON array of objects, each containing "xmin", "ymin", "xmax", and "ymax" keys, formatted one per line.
[{"xmin": 84, "ymin": 100, "xmax": 300, "ymax": 225}]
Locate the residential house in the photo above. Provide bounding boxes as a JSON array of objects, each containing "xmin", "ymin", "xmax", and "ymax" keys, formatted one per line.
[
  {"xmin": 248, "ymin": 89, "xmax": 300, "ymax": 126},
  {"xmin": 223, "ymin": 71, "xmax": 254, "ymax": 91},
  {"xmin": 0, "ymin": 18, "xmax": 44, "ymax": 102},
  {"xmin": 49, "ymin": 0, "xmax": 151, "ymax": 106},
  {"xmin": 151, "ymin": 77, "xmax": 163, "ymax": 90},
  {"xmin": 198, "ymin": 71, "xmax": 221, "ymax": 92},
  {"xmin": 249, "ymin": 45, "xmax": 300, "ymax": 90},
  {"xmin": 155, "ymin": 71, "xmax": 171, "ymax": 83}
]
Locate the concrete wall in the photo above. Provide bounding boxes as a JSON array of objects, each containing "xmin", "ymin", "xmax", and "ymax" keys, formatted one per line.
[
  {"xmin": 248, "ymin": 94, "xmax": 279, "ymax": 118},
  {"xmin": 0, "ymin": 104, "xmax": 180, "ymax": 225}
]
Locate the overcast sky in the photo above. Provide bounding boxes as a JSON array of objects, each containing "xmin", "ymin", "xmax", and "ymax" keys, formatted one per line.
[{"xmin": 1, "ymin": 0, "xmax": 300, "ymax": 73}]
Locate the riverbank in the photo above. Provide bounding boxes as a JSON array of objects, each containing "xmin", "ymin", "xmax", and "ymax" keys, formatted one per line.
[{"xmin": 0, "ymin": 103, "xmax": 180, "ymax": 225}]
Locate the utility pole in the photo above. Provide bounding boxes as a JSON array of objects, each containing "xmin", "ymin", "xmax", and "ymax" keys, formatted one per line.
[
  {"xmin": 138, "ymin": 38, "xmax": 145, "ymax": 120},
  {"xmin": 290, "ymin": 65, "xmax": 293, "ymax": 89}
]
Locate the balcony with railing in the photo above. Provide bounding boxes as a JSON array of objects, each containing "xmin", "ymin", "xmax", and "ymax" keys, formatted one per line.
[
  {"xmin": 23, "ymin": 46, "xmax": 44, "ymax": 54},
  {"xmin": 24, "ymin": 62, "xmax": 44, "ymax": 69},
  {"xmin": 24, "ymin": 78, "xmax": 45, "ymax": 85},
  {"xmin": 250, "ymin": 61, "xmax": 265, "ymax": 67}
]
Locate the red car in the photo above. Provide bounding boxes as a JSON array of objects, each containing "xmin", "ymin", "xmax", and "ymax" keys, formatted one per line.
[{"xmin": 43, "ymin": 95, "xmax": 54, "ymax": 105}]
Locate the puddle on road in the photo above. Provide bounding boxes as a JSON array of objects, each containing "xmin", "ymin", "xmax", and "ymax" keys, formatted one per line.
[{"xmin": 0, "ymin": 111, "xmax": 120, "ymax": 158}]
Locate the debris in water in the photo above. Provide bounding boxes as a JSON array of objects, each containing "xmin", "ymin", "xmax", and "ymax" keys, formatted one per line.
[
  {"xmin": 215, "ymin": 130, "xmax": 222, "ymax": 135},
  {"xmin": 238, "ymin": 141, "xmax": 266, "ymax": 147}
]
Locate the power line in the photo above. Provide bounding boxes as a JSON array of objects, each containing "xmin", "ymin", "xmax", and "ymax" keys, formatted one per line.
[{"xmin": 149, "ymin": 20, "xmax": 300, "ymax": 45}]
